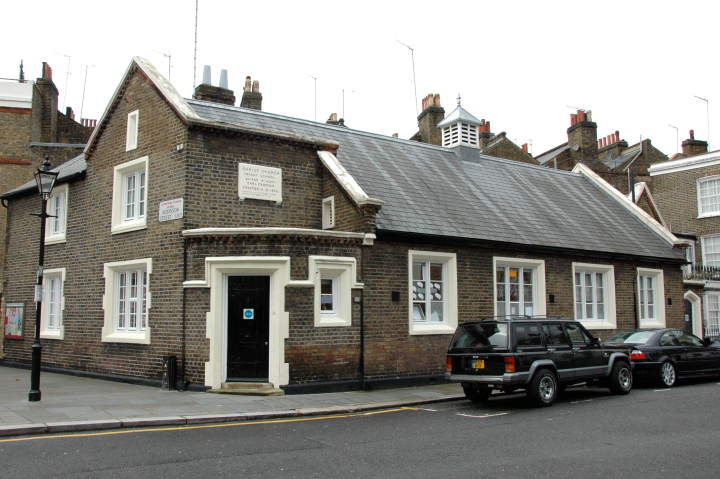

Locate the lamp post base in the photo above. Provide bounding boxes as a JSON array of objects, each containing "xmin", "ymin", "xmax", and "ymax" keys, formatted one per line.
[
  {"xmin": 28, "ymin": 390, "xmax": 41, "ymax": 402},
  {"xmin": 28, "ymin": 341, "xmax": 42, "ymax": 402}
]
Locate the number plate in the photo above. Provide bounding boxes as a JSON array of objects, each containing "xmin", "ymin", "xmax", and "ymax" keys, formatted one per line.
[{"xmin": 472, "ymin": 359, "xmax": 485, "ymax": 369}]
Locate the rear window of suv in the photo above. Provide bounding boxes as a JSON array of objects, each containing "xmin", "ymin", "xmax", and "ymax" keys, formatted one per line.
[{"xmin": 450, "ymin": 322, "xmax": 508, "ymax": 351}]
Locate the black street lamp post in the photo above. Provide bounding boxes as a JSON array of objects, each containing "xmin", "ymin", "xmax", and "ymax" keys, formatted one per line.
[{"xmin": 28, "ymin": 157, "xmax": 58, "ymax": 402}]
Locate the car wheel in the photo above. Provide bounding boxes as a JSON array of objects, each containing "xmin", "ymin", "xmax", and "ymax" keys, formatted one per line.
[
  {"xmin": 462, "ymin": 383, "xmax": 491, "ymax": 403},
  {"xmin": 658, "ymin": 361, "xmax": 676, "ymax": 388},
  {"xmin": 608, "ymin": 361, "xmax": 633, "ymax": 395},
  {"xmin": 527, "ymin": 369, "xmax": 558, "ymax": 407}
]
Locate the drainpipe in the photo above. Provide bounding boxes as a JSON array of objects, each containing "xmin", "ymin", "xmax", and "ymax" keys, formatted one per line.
[
  {"xmin": 181, "ymin": 237, "xmax": 188, "ymax": 390},
  {"xmin": 359, "ymin": 244, "xmax": 366, "ymax": 390}
]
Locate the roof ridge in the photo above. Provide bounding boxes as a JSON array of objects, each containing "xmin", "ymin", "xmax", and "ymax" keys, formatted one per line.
[
  {"xmin": 469, "ymin": 153, "xmax": 580, "ymax": 177},
  {"xmin": 186, "ymin": 98, "xmax": 452, "ymax": 154}
]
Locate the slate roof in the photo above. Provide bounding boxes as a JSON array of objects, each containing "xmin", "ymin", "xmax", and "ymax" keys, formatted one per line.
[
  {"xmin": 1, "ymin": 154, "xmax": 86, "ymax": 199},
  {"xmin": 598, "ymin": 144, "xmax": 641, "ymax": 170},
  {"xmin": 536, "ymin": 143, "xmax": 569, "ymax": 165},
  {"xmin": 188, "ymin": 99, "xmax": 683, "ymax": 261}
]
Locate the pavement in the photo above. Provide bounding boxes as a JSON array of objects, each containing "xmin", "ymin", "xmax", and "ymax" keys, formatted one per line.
[{"xmin": 0, "ymin": 365, "xmax": 463, "ymax": 437}]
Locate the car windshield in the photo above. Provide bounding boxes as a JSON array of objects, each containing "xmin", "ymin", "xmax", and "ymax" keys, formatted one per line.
[
  {"xmin": 450, "ymin": 322, "xmax": 508, "ymax": 351},
  {"xmin": 606, "ymin": 331, "xmax": 655, "ymax": 344}
]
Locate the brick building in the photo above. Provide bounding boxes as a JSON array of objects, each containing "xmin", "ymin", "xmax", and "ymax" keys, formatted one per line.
[
  {"xmin": 648, "ymin": 131, "xmax": 718, "ymax": 338},
  {"xmin": 535, "ymin": 110, "xmax": 668, "ymax": 194},
  {"xmin": 0, "ymin": 57, "xmax": 686, "ymax": 393},
  {"xmin": 0, "ymin": 61, "xmax": 93, "ymax": 356},
  {"xmin": 411, "ymin": 94, "xmax": 536, "ymax": 165}
]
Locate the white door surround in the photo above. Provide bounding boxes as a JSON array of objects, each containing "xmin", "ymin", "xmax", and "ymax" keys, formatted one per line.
[{"xmin": 188, "ymin": 257, "xmax": 291, "ymax": 389}]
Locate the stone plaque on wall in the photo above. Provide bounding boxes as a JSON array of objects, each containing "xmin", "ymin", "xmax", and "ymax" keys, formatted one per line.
[{"xmin": 238, "ymin": 163, "xmax": 282, "ymax": 203}]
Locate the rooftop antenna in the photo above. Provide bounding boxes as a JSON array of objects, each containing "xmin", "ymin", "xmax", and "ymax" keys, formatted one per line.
[
  {"xmin": 397, "ymin": 39, "xmax": 418, "ymax": 116},
  {"xmin": 668, "ymin": 124, "xmax": 679, "ymax": 153},
  {"xmin": 193, "ymin": 0, "xmax": 199, "ymax": 87},
  {"xmin": 19, "ymin": 59, "xmax": 25, "ymax": 82},
  {"xmin": 694, "ymin": 95, "xmax": 710, "ymax": 146},
  {"xmin": 62, "ymin": 54, "xmax": 71, "ymax": 111},
  {"xmin": 311, "ymin": 75, "xmax": 318, "ymax": 121},
  {"xmin": 80, "ymin": 64, "xmax": 95, "ymax": 121}
]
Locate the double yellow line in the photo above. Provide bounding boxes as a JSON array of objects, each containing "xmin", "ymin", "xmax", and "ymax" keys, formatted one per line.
[{"xmin": 0, "ymin": 407, "xmax": 418, "ymax": 444}]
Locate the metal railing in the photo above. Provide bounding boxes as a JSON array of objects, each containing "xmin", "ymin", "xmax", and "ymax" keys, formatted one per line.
[{"xmin": 683, "ymin": 264, "xmax": 720, "ymax": 281}]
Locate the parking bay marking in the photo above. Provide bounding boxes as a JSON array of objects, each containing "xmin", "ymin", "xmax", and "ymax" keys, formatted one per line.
[
  {"xmin": 456, "ymin": 412, "xmax": 510, "ymax": 419},
  {"xmin": 570, "ymin": 399, "xmax": 593, "ymax": 404}
]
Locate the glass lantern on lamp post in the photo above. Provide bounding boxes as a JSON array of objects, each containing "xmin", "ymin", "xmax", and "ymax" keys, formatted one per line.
[{"xmin": 28, "ymin": 157, "xmax": 58, "ymax": 402}]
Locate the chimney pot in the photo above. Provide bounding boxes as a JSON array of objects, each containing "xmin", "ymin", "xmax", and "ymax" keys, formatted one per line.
[
  {"xmin": 690, "ymin": 129, "xmax": 695, "ymax": 140},
  {"xmin": 392, "ymin": 133, "xmax": 398, "ymax": 138},
  {"xmin": 570, "ymin": 113, "xmax": 577, "ymax": 126},
  {"xmin": 219, "ymin": 69, "xmax": 228, "ymax": 89},
  {"xmin": 433, "ymin": 94, "xmax": 441, "ymax": 107},
  {"xmin": 202, "ymin": 65, "xmax": 211, "ymax": 85},
  {"xmin": 252, "ymin": 80, "xmax": 259, "ymax": 93},
  {"xmin": 42, "ymin": 62, "xmax": 52, "ymax": 80},
  {"xmin": 522, "ymin": 143, "xmax": 528, "ymax": 153},
  {"xmin": 244, "ymin": 76, "xmax": 252, "ymax": 91}
]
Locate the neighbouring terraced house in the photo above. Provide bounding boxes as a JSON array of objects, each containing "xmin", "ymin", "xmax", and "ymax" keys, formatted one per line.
[{"xmin": 0, "ymin": 57, "xmax": 688, "ymax": 393}]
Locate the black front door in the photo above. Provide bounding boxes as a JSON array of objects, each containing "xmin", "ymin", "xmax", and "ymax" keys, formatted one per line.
[
  {"xmin": 684, "ymin": 299, "xmax": 694, "ymax": 334},
  {"xmin": 227, "ymin": 275, "xmax": 270, "ymax": 381}
]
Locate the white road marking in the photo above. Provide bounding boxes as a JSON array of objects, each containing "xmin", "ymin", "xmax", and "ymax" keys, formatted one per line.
[
  {"xmin": 456, "ymin": 412, "xmax": 510, "ymax": 419},
  {"xmin": 653, "ymin": 389, "xmax": 672, "ymax": 392},
  {"xmin": 417, "ymin": 408, "xmax": 437, "ymax": 412},
  {"xmin": 570, "ymin": 399, "xmax": 593, "ymax": 404}
]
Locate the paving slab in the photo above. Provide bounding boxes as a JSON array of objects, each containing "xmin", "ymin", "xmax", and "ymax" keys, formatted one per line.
[{"xmin": 0, "ymin": 365, "xmax": 463, "ymax": 437}]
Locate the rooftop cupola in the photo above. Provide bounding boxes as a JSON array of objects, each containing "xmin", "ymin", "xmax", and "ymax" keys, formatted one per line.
[{"xmin": 437, "ymin": 95, "xmax": 483, "ymax": 148}]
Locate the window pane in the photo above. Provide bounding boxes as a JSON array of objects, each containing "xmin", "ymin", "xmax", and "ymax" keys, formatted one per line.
[
  {"xmin": 510, "ymin": 284, "xmax": 519, "ymax": 301},
  {"xmin": 413, "ymin": 262, "xmax": 425, "ymax": 281},
  {"xmin": 430, "ymin": 263, "xmax": 443, "ymax": 281},
  {"xmin": 412, "ymin": 280, "xmax": 425, "ymax": 301},
  {"xmin": 496, "ymin": 284, "xmax": 505, "ymax": 301},
  {"xmin": 496, "ymin": 267, "xmax": 505, "ymax": 284},
  {"xmin": 430, "ymin": 280, "xmax": 443, "ymax": 301},
  {"xmin": 413, "ymin": 303, "xmax": 426, "ymax": 322},
  {"xmin": 321, "ymin": 278, "xmax": 333, "ymax": 295},
  {"xmin": 320, "ymin": 294, "xmax": 333, "ymax": 311},
  {"xmin": 430, "ymin": 302, "xmax": 444, "ymax": 322},
  {"xmin": 497, "ymin": 302, "xmax": 505, "ymax": 317},
  {"xmin": 509, "ymin": 268, "xmax": 519, "ymax": 284}
]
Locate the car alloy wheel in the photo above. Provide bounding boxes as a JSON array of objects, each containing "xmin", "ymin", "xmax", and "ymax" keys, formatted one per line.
[
  {"xmin": 660, "ymin": 361, "xmax": 676, "ymax": 388},
  {"xmin": 528, "ymin": 369, "xmax": 558, "ymax": 407},
  {"xmin": 538, "ymin": 376, "xmax": 555, "ymax": 401}
]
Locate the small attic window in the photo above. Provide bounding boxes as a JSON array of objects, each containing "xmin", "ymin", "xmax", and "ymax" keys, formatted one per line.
[
  {"xmin": 126, "ymin": 110, "xmax": 139, "ymax": 151},
  {"xmin": 322, "ymin": 196, "xmax": 335, "ymax": 229}
]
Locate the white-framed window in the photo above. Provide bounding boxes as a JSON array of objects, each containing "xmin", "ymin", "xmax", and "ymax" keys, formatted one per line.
[
  {"xmin": 697, "ymin": 175, "xmax": 720, "ymax": 218},
  {"xmin": 701, "ymin": 235, "xmax": 720, "ymax": 268},
  {"xmin": 102, "ymin": 258, "xmax": 152, "ymax": 344},
  {"xmin": 126, "ymin": 110, "xmax": 139, "ymax": 151},
  {"xmin": 704, "ymin": 293, "xmax": 720, "ymax": 337},
  {"xmin": 45, "ymin": 183, "xmax": 68, "ymax": 245},
  {"xmin": 572, "ymin": 263, "xmax": 617, "ymax": 330},
  {"xmin": 322, "ymin": 196, "xmax": 335, "ymax": 229},
  {"xmin": 310, "ymin": 256, "xmax": 361, "ymax": 327},
  {"xmin": 493, "ymin": 257, "xmax": 546, "ymax": 318},
  {"xmin": 40, "ymin": 268, "xmax": 65, "ymax": 339},
  {"xmin": 408, "ymin": 250, "xmax": 458, "ymax": 335},
  {"xmin": 637, "ymin": 267, "xmax": 666, "ymax": 328},
  {"xmin": 111, "ymin": 156, "xmax": 148, "ymax": 234}
]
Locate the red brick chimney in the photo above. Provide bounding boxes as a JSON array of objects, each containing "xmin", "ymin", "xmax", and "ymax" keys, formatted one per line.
[
  {"xmin": 681, "ymin": 129, "xmax": 708, "ymax": 157},
  {"xmin": 416, "ymin": 93, "xmax": 445, "ymax": 145},
  {"xmin": 567, "ymin": 109, "xmax": 597, "ymax": 162}
]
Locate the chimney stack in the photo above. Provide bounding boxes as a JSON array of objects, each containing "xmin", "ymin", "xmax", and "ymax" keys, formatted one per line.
[
  {"xmin": 521, "ymin": 143, "xmax": 528, "ymax": 153},
  {"xmin": 681, "ymin": 129, "xmax": 709, "ymax": 157},
  {"xmin": 192, "ymin": 65, "xmax": 236, "ymax": 106},
  {"xmin": 567, "ymin": 109, "xmax": 597, "ymax": 161},
  {"xmin": 326, "ymin": 113, "xmax": 345, "ymax": 126},
  {"xmin": 240, "ymin": 75, "xmax": 263, "ymax": 110},
  {"xmin": 416, "ymin": 93, "xmax": 445, "ymax": 145},
  {"xmin": 65, "ymin": 106, "xmax": 75, "ymax": 120}
]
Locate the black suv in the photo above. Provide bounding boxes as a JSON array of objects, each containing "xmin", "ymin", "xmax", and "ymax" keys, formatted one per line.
[{"xmin": 446, "ymin": 317, "xmax": 633, "ymax": 406}]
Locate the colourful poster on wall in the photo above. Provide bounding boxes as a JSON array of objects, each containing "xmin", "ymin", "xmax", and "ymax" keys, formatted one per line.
[{"xmin": 4, "ymin": 303, "xmax": 24, "ymax": 339}]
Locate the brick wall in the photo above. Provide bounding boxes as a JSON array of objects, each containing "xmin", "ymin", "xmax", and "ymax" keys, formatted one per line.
[
  {"xmin": 2, "ymin": 69, "xmax": 188, "ymax": 380},
  {"xmin": 361, "ymin": 238, "xmax": 684, "ymax": 379},
  {"xmin": 483, "ymin": 137, "xmax": 538, "ymax": 165}
]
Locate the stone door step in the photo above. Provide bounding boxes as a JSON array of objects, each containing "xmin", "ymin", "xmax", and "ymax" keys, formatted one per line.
[{"xmin": 208, "ymin": 382, "xmax": 285, "ymax": 396}]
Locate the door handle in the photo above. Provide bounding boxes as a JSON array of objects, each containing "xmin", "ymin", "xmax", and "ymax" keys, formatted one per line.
[{"xmin": 264, "ymin": 341, "xmax": 269, "ymax": 346}]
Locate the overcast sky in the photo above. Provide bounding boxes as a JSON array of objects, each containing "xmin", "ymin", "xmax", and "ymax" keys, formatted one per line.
[{"xmin": 2, "ymin": 0, "xmax": 717, "ymax": 156}]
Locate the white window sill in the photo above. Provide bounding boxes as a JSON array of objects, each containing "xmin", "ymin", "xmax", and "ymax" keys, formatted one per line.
[
  {"xmin": 40, "ymin": 330, "xmax": 64, "ymax": 340},
  {"xmin": 111, "ymin": 220, "xmax": 147, "ymax": 235},
  {"xmin": 44, "ymin": 235, "xmax": 66, "ymax": 245},
  {"xmin": 316, "ymin": 314, "xmax": 350, "ymax": 327},
  {"xmin": 409, "ymin": 322, "xmax": 456, "ymax": 335},
  {"xmin": 697, "ymin": 213, "xmax": 720, "ymax": 219},
  {"xmin": 579, "ymin": 320, "xmax": 617, "ymax": 330},
  {"xmin": 639, "ymin": 320, "xmax": 666, "ymax": 329},
  {"xmin": 101, "ymin": 330, "xmax": 151, "ymax": 344}
]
